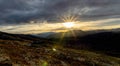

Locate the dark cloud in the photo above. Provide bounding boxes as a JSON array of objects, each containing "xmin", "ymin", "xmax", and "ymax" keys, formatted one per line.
[{"xmin": 0, "ymin": 0, "xmax": 120, "ymax": 24}]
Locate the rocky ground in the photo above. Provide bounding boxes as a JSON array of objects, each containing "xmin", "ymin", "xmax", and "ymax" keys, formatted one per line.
[{"xmin": 0, "ymin": 40, "xmax": 120, "ymax": 66}]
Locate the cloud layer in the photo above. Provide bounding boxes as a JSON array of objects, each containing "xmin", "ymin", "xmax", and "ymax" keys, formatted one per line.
[
  {"xmin": 0, "ymin": 18, "xmax": 120, "ymax": 34},
  {"xmin": 0, "ymin": 0, "xmax": 120, "ymax": 23},
  {"xmin": 0, "ymin": 0, "xmax": 120, "ymax": 33}
]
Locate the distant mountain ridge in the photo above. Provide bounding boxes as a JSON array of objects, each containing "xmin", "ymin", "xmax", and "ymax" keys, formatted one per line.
[{"xmin": 34, "ymin": 28, "xmax": 120, "ymax": 38}]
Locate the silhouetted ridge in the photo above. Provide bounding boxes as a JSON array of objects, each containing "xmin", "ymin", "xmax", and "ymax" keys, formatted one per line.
[{"xmin": 0, "ymin": 31, "xmax": 45, "ymax": 41}]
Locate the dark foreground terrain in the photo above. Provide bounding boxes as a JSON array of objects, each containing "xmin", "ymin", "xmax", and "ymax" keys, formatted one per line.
[{"xmin": 0, "ymin": 31, "xmax": 120, "ymax": 66}]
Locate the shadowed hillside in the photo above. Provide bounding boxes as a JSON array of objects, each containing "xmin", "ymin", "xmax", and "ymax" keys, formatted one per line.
[{"xmin": 62, "ymin": 31, "xmax": 120, "ymax": 57}]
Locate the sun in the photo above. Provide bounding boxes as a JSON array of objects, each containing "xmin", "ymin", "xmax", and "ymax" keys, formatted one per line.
[
  {"xmin": 60, "ymin": 14, "xmax": 77, "ymax": 28},
  {"xmin": 63, "ymin": 22, "xmax": 75, "ymax": 28}
]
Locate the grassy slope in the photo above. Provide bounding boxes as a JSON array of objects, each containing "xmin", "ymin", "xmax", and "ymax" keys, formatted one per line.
[{"xmin": 0, "ymin": 40, "xmax": 120, "ymax": 66}]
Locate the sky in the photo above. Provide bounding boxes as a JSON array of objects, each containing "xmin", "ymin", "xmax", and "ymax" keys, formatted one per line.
[{"xmin": 0, "ymin": 0, "xmax": 120, "ymax": 34}]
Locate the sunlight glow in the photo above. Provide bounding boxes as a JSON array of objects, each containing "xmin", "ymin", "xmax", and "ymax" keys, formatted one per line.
[
  {"xmin": 63, "ymin": 22, "xmax": 75, "ymax": 28},
  {"xmin": 1, "ymin": 18, "xmax": 120, "ymax": 34},
  {"xmin": 60, "ymin": 14, "xmax": 77, "ymax": 29}
]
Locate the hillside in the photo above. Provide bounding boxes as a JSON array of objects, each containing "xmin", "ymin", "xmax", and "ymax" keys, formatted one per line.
[
  {"xmin": 0, "ymin": 41, "xmax": 120, "ymax": 66},
  {"xmin": 0, "ymin": 31, "xmax": 120, "ymax": 66},
  {"xmin": 62, "ymin": 31, "xmax": 120, "ymax": 57}
]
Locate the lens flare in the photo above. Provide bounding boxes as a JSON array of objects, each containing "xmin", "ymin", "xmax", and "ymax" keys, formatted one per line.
[
  {"xmin": 60, "ymin": 14, "xmax": 78, "ymax": 22},
  {"xmin": 59, "ymin": 14, "xmax": 78, "ymax": 41},
  {"xmin": 60, "ymin": 14, "xmax": 77, "ymax": 28},
  {"xmin": 52, "ymin": 48, "xmax": 57, "ymax": 51}
]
